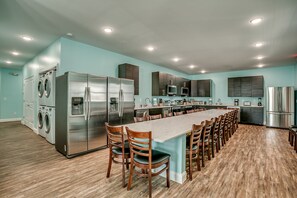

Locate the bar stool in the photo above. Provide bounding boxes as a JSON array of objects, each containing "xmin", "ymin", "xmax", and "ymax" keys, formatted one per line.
[
  {"xmin": 126, "ymin": 127, "xmax": 170, "ymax": 198},
  {"xmin": 289, "ymin": 127, "xmax": 297, "ymax": 152},
  {"xmin": 199, "ymin": 119, "xmax": 213, "ymax": 167},
  {"xmin": 210, "ymin": 116, "xmax": 221, "ymax": 158},
  {"xmin": 164, "ymin": 112, "xmax": 173, "ymax": 118},
  {"xmin": 105, "ymin": 123, "xmax": 130, "ymax": 187},
  {"xmin": 134, "ymin": 116, "xmax": 149, "ymax": 123},
  {"xmin": 186, "ymin": 110, "xmax": 195, "ymax": 114},
  {"xmin": 174, "ymin": 111, "xmax": 184, "ymax": 116}
]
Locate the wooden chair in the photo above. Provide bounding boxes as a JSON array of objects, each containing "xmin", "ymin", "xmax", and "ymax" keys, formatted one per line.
[
  {"xmin": 210, "ymin": 116, "xmax": 221, "ymax": 158},
  {"xmin": 219, "ymin": 114, "xmax": 227, "ymax": 148},
  {"xmin": 126, "ymin": 127, "xmax": 170, "ymax": 198},
  {"xmin": 186, "ymin": 109, "xmax": 195, "ymax": 114},
  {"xmin": 194, "ymin": 108, "xmax": 202, "ymax": 112},
  {"xmin": 134, "ymin": 116, "xmax": 149, "ymax": 123},
  {"xmin": 105, "ymin": 123, "xmax": 130, "ymax": 187},
  {"xmin": 174, "ymin": 111, "xmax": 184, "ymax": 116},
  {"xmin": 149, "ymin": 114, "xmax": 162, "ymax": 120},
  {"xmin": 186, "ymin": 124, "xmax": 204, "ymax": 180},
  {"xmin": 199, "ymin": 108, "xmax": 207, "ymax": 111},
  {"xmin": 233, "ymin": 109, "xmax": 239, "ymax": 132},
  {"xmin": 199, "ymin": 120, "xmax": 213, "ymax": 167},
  {"xmin": 164, "ymin": 112, "xmax": 173, "ymax": 118}
]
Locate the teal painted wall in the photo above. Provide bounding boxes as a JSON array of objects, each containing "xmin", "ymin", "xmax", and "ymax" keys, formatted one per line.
[
  {"xmin": 60, "ymin": 38, "xmax": 188, "ymax": 105},
  {"xmin": 189, "ymin": 65, "xmax": 296, "ymax": 106},
  {"xmin": 0, "ymin": 68, "xmax": 23, "ymax": 120}
]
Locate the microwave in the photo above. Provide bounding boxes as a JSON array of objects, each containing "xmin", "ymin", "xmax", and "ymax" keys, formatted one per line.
[
  {"xmin": 181, "ymin": 87, "xmax": 189, "ymax": 96},
  {"xmin": 167, "ymin": 85, "xmax": 177, "ymax": 96}
]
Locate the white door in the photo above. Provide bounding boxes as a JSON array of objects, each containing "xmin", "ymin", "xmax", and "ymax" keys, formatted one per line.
[{"xmin": 23, "ymin": 76, "xmax": 35, "ymax": 130}]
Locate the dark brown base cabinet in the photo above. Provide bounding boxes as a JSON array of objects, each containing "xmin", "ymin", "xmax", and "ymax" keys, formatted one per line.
[{"xmin": 240, "ymin": 107, "xmax": 264, "ymax": 125}]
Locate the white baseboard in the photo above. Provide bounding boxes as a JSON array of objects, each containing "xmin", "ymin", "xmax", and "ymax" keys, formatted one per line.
[
  {"xmin": 0, "ymin": 118, "xmax": 22, "ymax": 122},
  {"xmin": 21, "ymin": 120, "xmax": 38, "ymax": 134},
  {"xmin": 159, "ymin": 170, "xmax": 187, "ymax": 184}
]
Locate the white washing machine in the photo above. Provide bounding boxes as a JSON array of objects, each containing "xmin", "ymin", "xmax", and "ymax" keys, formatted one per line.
[
  {"xmin": 44, "ymin": 70, "xmax": 56, "ymax": 107},
  {"xmin": 38, "ymin": 106, "xmax": 46, "ymax": 138},
  {"xmin": 38, "ymin": 74, "xmax": 46, "ymax": 106},
  {"xmin": 44, "ymin": 106, "xmax": 55, "ymax": 144}
]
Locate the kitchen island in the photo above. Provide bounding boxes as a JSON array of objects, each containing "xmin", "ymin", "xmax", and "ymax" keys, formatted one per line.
[{"xmin": 123, "ymin": 109, "xmax": 231, "ymax": 184}]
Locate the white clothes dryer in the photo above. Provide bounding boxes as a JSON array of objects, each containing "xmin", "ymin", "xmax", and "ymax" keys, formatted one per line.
[
  {"xmin": 44, "ymin": 70, "xmax": 56, "ymax": 107},
  {"xmin": 44, "ymin": 106, "xmax": 55, "ymax": 144},
  {"xmin": 38, "ymin": 106, "xmax": 46, "ymax": 138},
  {"xmin": 38, "ymin": 74, "xmax": 46, "ymax": 106}
]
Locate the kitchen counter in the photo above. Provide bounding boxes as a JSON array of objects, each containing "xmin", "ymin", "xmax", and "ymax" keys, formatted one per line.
[
  {"xmin": 134, "ymin": 105, "xmax": 171, "ymax": 110},
  {"xmin": 134, "ymin": 104, "xmax": 264, "ymax": 110}
]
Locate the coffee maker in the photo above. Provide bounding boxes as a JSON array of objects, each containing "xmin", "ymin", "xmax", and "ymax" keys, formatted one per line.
[
  {"xmin": 258, "ymin": 98, "xmax": 262, "ymax": 106},
  {"xmin": 234, "ymin": 99, "xmax": 239, "ymax": 106}
]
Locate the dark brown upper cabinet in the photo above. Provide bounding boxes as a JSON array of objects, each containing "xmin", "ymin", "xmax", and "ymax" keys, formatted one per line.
[
  {"xmin": 190, "ymin": 79, "xmax": 212, "ymax": 97},
  {"xmin": 228, "ymin": 76, "xmax": 264, "ymax": 97},
  {"xmin": 152, "ymin": 72, "xmax": 189, "ymax": 96},
  {"xmin": 118, "ymin": 63, "xmax": 139, "ymax": 95}
]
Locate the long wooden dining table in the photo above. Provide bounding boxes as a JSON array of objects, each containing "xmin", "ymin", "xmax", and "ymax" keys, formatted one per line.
[{"xmin": 121, "ymin": 109, "xmax": 232, "ymax": 184}]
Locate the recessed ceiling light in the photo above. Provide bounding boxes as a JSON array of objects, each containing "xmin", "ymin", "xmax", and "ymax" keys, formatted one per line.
[
  {"xmin": 250, "ymin": 18, "xmax": 262, "ymax": 25},
  {"xmin": 189, "ymin": 65, "xmax": 195, "ymax": 69},
  {"xmin": 6, "ymin": 60, "xmax": 12, "ymax": 64},
  {"xmin": 256, "ymin": 56, "xmax": 264, "ymax": 60},
  {"xmin": 11, "ymin": 51, "xmax": 20, "ymax": 56},
  {"xmin": 103, "ymin": 27, "xmax": 113, "ymax": 34},
  {"xmin": 173, "ymin": 57, "xmax": 180, "ymax": 62},
  {"xmin": 21, "ymin": 35, "xmax": 33, "ymax": 41},
  {"xmin": 201, "ymin": 70, "xmax": 206, "ymax": 73},
  {"xmin": 147, "ymin": 46, "xmax": 155, "ymax": 51},
  {"xmin": 66, "ymin": 33, "xmax": 73, "ymax": 37},
  {"xmin": 258, "ymin": 64, "xmax": 264, "ymax": 68},
  {"xmin": 255, "ymin": 42, "xmax": 264, "ymax": 47}
]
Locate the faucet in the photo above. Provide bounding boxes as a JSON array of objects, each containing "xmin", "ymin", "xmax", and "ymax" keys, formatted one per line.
[{"xmin": 144, "ymin": 97, "xmax": 151, "ymax": 107}]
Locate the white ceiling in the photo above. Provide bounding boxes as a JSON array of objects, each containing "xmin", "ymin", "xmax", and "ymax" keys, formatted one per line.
[{"xmin": 0, "ymin": 0, "xmax": 297, "ymax": 74}]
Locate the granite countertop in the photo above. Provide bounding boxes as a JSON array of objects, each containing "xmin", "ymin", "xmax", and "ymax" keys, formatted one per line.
[
  {"xmin": 134, "ymin": 105, "xmax": 172, "ymax": 110},
  {"xmin": 134, "ymin": 104, "xmax": 264, "ymax": 110},
  {"xmin": 123, "ymin": 109, "xmax": 232, "ymax": 142}
]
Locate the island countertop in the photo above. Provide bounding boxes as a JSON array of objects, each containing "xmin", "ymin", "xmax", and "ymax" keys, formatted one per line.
[{"xmin": 123, "ymin": 109, "xmax": 231, "ymax": 143}]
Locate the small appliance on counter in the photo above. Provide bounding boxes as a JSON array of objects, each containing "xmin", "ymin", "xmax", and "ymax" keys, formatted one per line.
[
  {"xmin": 243, "ymin": 101, "xmax": 251, "ymax": 106},
  {"xmin": 208, "ymin": 98, "xmax": 213, "ymax": 105},
  {"xmin": 159, "ymin": 98, "xmax": 163, "ymax": 106},
  {"xmin": 181, "ymin": 82, "xmax": 189, "ymax": 97},
  {"xmin": 152, "ymin": 98, "xmax": 158, "ymax": 106},
  {"xmin": 258, "ymin": 98, "xmax": 262, "ymax": 106},
  {"xmin": 234, "ymin": 99, "xmax": 239, "ymax": 106}
]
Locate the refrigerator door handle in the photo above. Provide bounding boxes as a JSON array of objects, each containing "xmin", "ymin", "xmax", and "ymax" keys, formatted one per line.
[
  {"xmin": 121, "ymin": 89, "xmax": 124, "ymax": 117},
  {"xmin": 118, "ymin": 90, "xmax": 121, "ymax": 117},
  {"xmin": 84, "ymin": 87, "xmax": 88, "ymax": 120},
  {"xmin": 88, "ymin": 87, "xmax": 91, "ymax": 120}
]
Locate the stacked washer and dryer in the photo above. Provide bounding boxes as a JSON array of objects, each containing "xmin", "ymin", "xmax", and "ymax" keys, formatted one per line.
[{"xmin": 38, "ymin": 70, "xmax": 56, "ymax": 144}]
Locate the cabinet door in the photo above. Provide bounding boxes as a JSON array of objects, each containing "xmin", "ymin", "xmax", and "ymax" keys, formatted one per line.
[
  {"xmin": 251, "ymin": 108, "xmax": 264, "ymax": 125},
  {"xmin": 228, "ymin": 78, "xmax": 241, "ymax": 97},
  {"xmin": 240, "ymin": 107, "xmax": 252, "ymax": 123},
  {"xmin": 241, "ymin": 77, "xmax": 252, "ymax": 97},
  {"xmin": 252, "ymin": 76, "xmax": 264, "ymax": 97},
  {"xmin": 197, "ymin": 80, "xmax": 211, "ymax": 97},
  {"xmin": 190, "ymin": 80, "xmax": 198, "ymax": 97}
]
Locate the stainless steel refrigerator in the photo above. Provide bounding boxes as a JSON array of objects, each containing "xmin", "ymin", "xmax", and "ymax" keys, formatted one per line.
[
  {"xmin": 107, "ymin": 77, "xmax": 134, "ymax": 125},
  {"xmin": 266, "ymin": 87, "xmax": 294, "ymax": 128},
  {"xmin": 55, "ymin": 72, "xmax": 134, "ymax": 158}
]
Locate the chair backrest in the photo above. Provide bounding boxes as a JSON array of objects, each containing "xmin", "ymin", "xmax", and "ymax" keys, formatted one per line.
[
  {"xmin": 212, "ymin": 116, "xmax": 221, "ymax": 135},
  {"xmin": 199, "ymin": 108, "xmax": 206, "ymax": 111},
  {"xmin": 174, "ymin": 111, "xmax": 184, "ymax": 116},
  {"xmin": 126, "ymin": 127, "xmax": 152, "ymax": 165},
  {"xmin": 202, "ymin": 119, "xmax": 213, "ymax": 141},
  {"xmin": 189, "ymin": 124, "xmax": 204, "ymax": 150},
  {"xmin": 194, "ymin": 108, "xmax": 202, "ymax": 112},
  {"xmin": 164, "ymin": 112, "xmax": 173, "ymax": 118},
  {"xmin": 186, "ymin": 110, "xmax": 195, "ymax": 114},
  {"xmin": 134, "ymin": 116, "xmax": 148, "ymax": 123},
  {"xmin": 105, "ymin": 122, "xmax": 125, "ymax": 151},
  {"xmin": 149, "ymin": 114, "xmax": 162, "ymax": 120},
  {"xmin": 219, "ymin": 114, "xmax": 226, "ymax": 133}
]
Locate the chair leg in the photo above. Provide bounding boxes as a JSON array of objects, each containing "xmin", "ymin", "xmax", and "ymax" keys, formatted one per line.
[
  {"xmin": 148, "ymin": 169, "xmax": 152, "ymax": 198},
  {"xmin": 207, "ymin": 145, "xmax": 211, "ymax": 160},
  {"xmin": 196, "ymin": 151, "xmax": 201, "ymax": 171},
  {"xmin": 211, "ymin": 141, "xmax": 215, "ymax": 158},
  {"xmin": 122, "ymin": 157, "xmax": 125, "ymax": 187},
  {"xmin": 189, "ymin": 153, "xmax": 193, "ymax": 180},
  {"xmin": 126, "ymin": 158, "xmax": 129, "ymax": 170},
  {"xmin": 127, "ymin": 161, "xmax": 134, "ymax": 191},
  {"xmin": 201, "ymin": 146, "xmax": 205, "ymax": 167},
  {"xmin": 166, "ymin": 160, "xmax": 170, "ymax": 188},
  {"xmin": 106, "ymin": 149, "xmax": 112, "ymax": 178}
]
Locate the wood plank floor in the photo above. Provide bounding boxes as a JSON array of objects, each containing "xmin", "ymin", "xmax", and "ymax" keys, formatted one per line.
[{"xmin": 0, "ymin": 122, "xmax": 296, "ymax": 198}]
